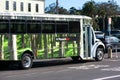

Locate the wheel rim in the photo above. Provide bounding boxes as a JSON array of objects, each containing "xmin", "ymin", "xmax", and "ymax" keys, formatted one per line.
[
  {"xmin": 22, "ymin": 56, "xmax": 31, "ymax": 68},
  {"xmin": 97, "ymin": 50, "xmax": 103, "ymax": 60}
]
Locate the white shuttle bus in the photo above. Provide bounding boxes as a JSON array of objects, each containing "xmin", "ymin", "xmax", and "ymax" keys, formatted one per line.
[{"xmin": 0, "ymin": 13, "xmax": 105, "ymax": 69}]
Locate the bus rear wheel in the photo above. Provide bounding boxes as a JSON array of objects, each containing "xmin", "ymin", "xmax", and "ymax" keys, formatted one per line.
[
  {"xmin": 71, "ymin": 56, "xmax": 81, "ymax": 62},
  {"xmin": 21, "ymin": 53, "xmax": 33, "ymax": 69},
  {"xmin": 95, "ymin": 48, "xmax": 104, "ymax": 61}
]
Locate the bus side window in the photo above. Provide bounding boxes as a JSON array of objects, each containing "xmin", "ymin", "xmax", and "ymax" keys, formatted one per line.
[
  {"xmin": 0, "ymin": 21, "xmax": 9, "ymax": 33},
  {"xmin": 10, "ymin": 20, "xmax": 26, "ymax": 33},
  {"xmin": 69, "ymin": 21, "xmax": 80, "ymax": 33},
  {"xmin": 56, "ymin": 21, "xmax": 68, "ymax": 33},
  {"xmin": 42, "ymin": 24, "xmax": 55, "ymax": 33}
]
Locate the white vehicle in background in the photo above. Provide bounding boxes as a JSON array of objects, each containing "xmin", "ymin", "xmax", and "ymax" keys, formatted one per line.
[
  {"xmin": 95, "ymin": 31, "xmax": 120, "ymax": 51},
  {"xmin": 105, "ymin": 36, "xmax": 120, "ymax": 49}
]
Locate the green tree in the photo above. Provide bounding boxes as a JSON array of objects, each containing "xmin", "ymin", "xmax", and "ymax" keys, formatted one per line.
[
  {"xmin": 82, "ymin": 0, "xmax": 99, "ymax": 30},
  {"xmin": 96, "ymin": 0, "xmax": 120, "ymax": 30},
  {"xmin": 69, "ymin": 7, "xmax": 81, "ymax": 15},
  {"xmin": 0, "ymin": 35, "xmax": 4, "ymax": 60},
  {"xmin": 58, "ymin": 7, "xmax": 69, "ymax": 14},
  {"xmin": 45, "ymin": 3, "xmax": 69, "ymax": 14},
  {"xmin": 82, "ymin": 0, "xmax": 97, "ymax": 17}
]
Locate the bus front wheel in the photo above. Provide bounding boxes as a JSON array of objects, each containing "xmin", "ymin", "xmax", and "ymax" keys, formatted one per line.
[
  {"xmin": 95, "ymin": 48, "xmax": 104, "ymax": 61},
  {"xmin": 21, "ymin": 53, "xmax": 33, "ymax": 69}
]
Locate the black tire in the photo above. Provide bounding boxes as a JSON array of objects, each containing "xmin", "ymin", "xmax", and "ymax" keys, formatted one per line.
[
  {"xmin": 95, "ymin": 48, "xmax": 104, "ymax": 61},
  {"xmin": 71, "ymin": 56, "xmax": 80, "ymax": 62},
  {"xmin": 21, "ymin": 54, "xmax": 33, "ymax": 69}
]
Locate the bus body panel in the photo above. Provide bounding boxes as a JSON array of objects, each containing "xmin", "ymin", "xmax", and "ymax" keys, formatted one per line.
[
  {"xmin": 81, "ymin": 26, "xmax": 105, "ymax": 60},
  {"xmin": 91, "ymin": 40, "xmax": 105, "ymax": 58},
  {"xmin": 1, "ymin": 34, "xmax": 81, "ymax": 60}
]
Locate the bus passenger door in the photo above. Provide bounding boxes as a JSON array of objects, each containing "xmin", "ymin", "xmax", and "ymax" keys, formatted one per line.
[{"xmin": 83, "ymin": 25, "xmax": 93, "ymax": 59}]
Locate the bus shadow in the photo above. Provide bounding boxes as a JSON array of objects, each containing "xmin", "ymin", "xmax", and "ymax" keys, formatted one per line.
[
  {"xmin": 0, "ymin": 61, "xmax": 21, "ymax": 71},
  {"xmin": 32, "ymin": 58, "xmax": 85, "ymax": 68},
  {"xmin": 0, "ymin": 58, "xmax": 95, "ymax": 71}
]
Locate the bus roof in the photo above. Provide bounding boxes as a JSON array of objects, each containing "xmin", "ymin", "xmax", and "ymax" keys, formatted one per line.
[{"xmin": 0, "ymin": 13, "xmax": 92, "ymax": 21}]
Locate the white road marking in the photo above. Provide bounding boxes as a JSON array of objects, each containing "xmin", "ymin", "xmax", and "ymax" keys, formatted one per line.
[
  {"xmin": 93, "ymin": 75, "xmax": 120, "ymax": 80},
  {"xmin": 101, "ymin": 67, "xmax": 120, "ymax": 71},
  {"xmin": 56, "ymin": 69, "xmax": 71, "ymax": 73},
  {"xmin": 106, "ymin": 59, "xmax": 120, "ymax": 61},
  {"xmin": 69, "ymin": 64, "xmax": 109, "ymax": 70},
  {"xmin": 6, "ymin": 69, "xmax": 71, "ymax": 78},
  {"xmin": 6, "ymin": 71, "xmax": 54, "ymax": 78}
]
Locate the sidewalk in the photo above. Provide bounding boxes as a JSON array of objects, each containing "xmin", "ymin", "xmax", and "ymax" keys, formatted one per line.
[{"xmin": 104, "ymin": 52, "xmax": 120, "ymax": 59}]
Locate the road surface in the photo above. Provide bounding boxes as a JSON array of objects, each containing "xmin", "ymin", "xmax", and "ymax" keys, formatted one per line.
[{"xmin": 0, "ymin": 53, "xmax": 120, "ymax": 80}]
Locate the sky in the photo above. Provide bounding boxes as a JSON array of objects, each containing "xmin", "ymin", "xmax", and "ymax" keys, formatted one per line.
[{"xmin": 45, "ymin": 0, "xmax": 120, "ymax": 10}]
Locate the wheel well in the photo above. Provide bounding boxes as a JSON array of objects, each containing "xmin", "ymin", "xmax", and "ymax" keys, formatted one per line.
[
  {"xmin": 22, "ymin": 50, "xmax": 34, "ymax": 59},
  {"xmin": 98, "ymin": 45, "xmax": 105, "ymax": 53}
]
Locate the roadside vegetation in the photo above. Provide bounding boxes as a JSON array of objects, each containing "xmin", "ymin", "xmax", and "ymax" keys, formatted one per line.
[{"xmin": 45, "ymin": 0, "xmax": 120, "ymax": 31}]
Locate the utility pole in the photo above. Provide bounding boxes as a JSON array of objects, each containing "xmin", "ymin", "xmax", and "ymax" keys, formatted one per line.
[{"xmin": 56, "ymin": 0, "xmax": 59, "ymax": 14}]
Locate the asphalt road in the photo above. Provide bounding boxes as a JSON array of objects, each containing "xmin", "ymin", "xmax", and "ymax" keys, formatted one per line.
[{"xmin": 0, "ymin": 53, "xmax": 120, "ymax": 80}]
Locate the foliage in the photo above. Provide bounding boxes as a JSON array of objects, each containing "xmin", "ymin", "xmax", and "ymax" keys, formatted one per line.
[
  {"xmin": 112, "ymin": 17, "xmax": 120, "ymax": 29},
  {"xmin": 96, "ymin": 0, "xmax": 120, "ymax": 30},
  {"xmin": 57, "ymin": 7, "xmax": 69, "ymax": 14},
  {"xmin": 82, "ymin": 1, "xmax": 99, "ymax": 30},
  {"xmin": 45, "ymin": 3, "xmax": 68, "ymax": 14},
  {"xmin": 69, "ymin": 7, "xmax": 81, "ymax": 15},
  {"xmin": 45, "ymin": 0, "xmax": 120, "ymax": 30},
  {"xmin": 82, "ymin": 1, "xmax": 97, "ymax": 17},
  {"xmin": 96, "ymin": 0, "xmax": 120, "ymax": 17}
]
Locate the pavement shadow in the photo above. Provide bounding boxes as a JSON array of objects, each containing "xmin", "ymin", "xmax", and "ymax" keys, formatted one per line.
[
  {"xmin": 0, "ymin": 61, "xmax": 21, "ymax": 71},
  {"xmin": 0, "ymin": 58, "xmax": 95, "ymax": 71}
]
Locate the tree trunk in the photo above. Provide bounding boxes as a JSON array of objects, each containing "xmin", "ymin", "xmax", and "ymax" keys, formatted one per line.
[
  {"xmin": 44, "ymin": 34, "xmax": 48, "ymax": 58},
  {"xmin": 38, "ymin": 34, "xmax": 42, "ymax": 49},
  {"xmin": 0, "ymin": 35, "xmax": 4, "ymax": 60},
  {"xmin": 9, "ymin": 35, "xmax": 17, "ymax": 60},
  {"xmin": 59, "ymin": 41, "xmax": 65, "ymax": 57},
  {"xmin": 73, "ymin": 41, "xmax": 76, "ymax": 55},
  {"xmin": 21, "ymin": 34, "xmax": 26, "ymax": 48},
  {"xmin": 51, "ymin": 34, "xmax": 54, "ymax": 58},
  {"xmin": 77, "ymin": 34, "xmax": 80, "ymax": 55},
  {"xmin": 31, "ymin": 34, "xmax": 37, "ymax": 58},
  {"xmin": 59, "ymin": 34, "xmax": 65, "ymax": 57}
]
